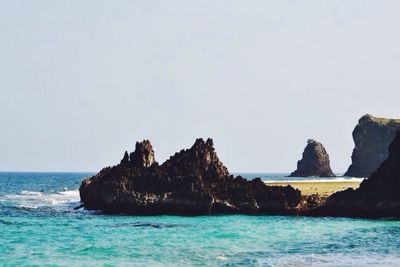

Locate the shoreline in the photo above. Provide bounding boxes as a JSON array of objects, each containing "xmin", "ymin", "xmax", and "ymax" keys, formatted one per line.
[{"xmin": 265, "ymin": 180, "xmax": 362, "ymax": 197}]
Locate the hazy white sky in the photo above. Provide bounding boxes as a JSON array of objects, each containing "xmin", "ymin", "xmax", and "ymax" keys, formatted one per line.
[{"xmin": 1, "ymin": 0, "xmax": 400, "ymax": 172}]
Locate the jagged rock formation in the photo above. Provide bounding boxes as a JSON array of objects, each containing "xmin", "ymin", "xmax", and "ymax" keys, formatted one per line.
[
  {"xmin": 79, "ymin": 138, "xmax": 301, "ymax": 215},
  {"xmin": 311, "ymin": 131, "xmax": 400, "ymax": 218},
  {"xmin": 345, "ymin": 114, "xmax": 400, "ymax": 177},
  {"xmin": 289, "ymin": 139, "xmax": 334, "ymax": 177},
  {"xmin": 120, "ymin": 151, "xmax": 130, "ymax": 165},
  {"xmin": 129, "ymin": 140, "xmax": 156, "ymax": 168},
  {"xmin": 161, "ymin": 138, "xmax": 229, "ymax": 180}
]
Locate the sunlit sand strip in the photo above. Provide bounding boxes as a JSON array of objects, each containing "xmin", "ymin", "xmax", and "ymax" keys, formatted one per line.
[{"xmin": 265, "ymin": 180, "xmax": 362, "ymax": 197}]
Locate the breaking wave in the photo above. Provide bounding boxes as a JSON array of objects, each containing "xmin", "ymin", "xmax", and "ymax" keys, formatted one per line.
[{"xmin": 0, "ymin": 189, "xmax": 80, "ymax": 210}]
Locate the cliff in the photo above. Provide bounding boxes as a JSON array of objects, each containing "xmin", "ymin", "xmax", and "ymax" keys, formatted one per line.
[
  {"xmin": 289, "ymin": 139, "xmax": 334, "ymax": 177},
  {"xmin": 345, "ymin": 114, "xmax": 400, "ymax": 177},
  {"xmin": 79, "ymin": 138, "xmax": 301, "ymax": 215},
  {"xmin": 312, "ymin": 131, "xmax": 400, "ymax": 218}
]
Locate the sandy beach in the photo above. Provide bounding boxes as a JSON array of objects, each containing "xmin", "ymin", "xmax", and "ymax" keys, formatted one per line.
[{"xmin": 266, "ymin": 180, "xmax": 362, "ymax": 197}]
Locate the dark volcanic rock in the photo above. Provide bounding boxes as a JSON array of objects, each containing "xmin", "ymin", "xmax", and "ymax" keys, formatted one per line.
[
  {"xmin": 120, "ymin": 151, "xmax": 129, "ymax": 165},
  {"xmin": 289, "ymin": 139, "xmax": 334, "ymax": 177},
  {"xmin": 345, "ymin": 114, "xmax": 400, "ymax": 178},
  {"xmin": 129, "ymin": 140, "xmax": 156, "ymax": 168},
  {"xmin": 311, "ymin": 131, "xmax": 400, "ymax": 218},
  {"xmin": 161, "ymin": 138, "xmax": 229, "ymax": 180},
  {"xmin": 79, "ymin": 138, "xmax": 301, "ymax": 215}
]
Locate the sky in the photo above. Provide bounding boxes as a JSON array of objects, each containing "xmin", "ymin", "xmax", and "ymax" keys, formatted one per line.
[{"xmin": 1, "ymin": 0, "xmax": 400, "ymax": 173}]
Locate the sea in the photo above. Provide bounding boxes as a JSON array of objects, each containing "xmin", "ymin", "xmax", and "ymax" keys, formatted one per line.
[{"xmin": 0, "ymin": 172, "xmax": 399, "ymax": 266}]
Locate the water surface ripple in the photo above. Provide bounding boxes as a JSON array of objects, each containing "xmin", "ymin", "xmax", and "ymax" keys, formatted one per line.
[{"xmin": 0, "ymin": 172, "xmax": 399, "ymax": 266}]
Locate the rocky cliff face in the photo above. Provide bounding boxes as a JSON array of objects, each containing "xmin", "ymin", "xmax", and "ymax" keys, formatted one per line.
[
  {"xmin": 79, "ymin": 138, "xmax": 301, "ymax": 215},
  {"xmin": 345, "ymin": 114, "xmax": 400, "ymax": 177},
  {"xmin": 311, "ymin": 131, "xmax": 400, "ymax": 218},
  {"xmin": 289, "ymin": 139, "xmax": 334, "ymax": 177}
]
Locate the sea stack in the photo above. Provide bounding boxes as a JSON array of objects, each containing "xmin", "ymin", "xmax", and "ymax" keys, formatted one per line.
[
  {"xmin": 345, "ymin": 114, "xmax": 400, "ymax": 178},
  {"xmin": 79, "ymin": 138, "xmax": 301, "ymax": 215},
  {"xmin": 314, "ymin": 131, "xmax": 400, "ymax": 218},
  {"xmin": 289, "ymin": 139, "xmax": 334, "ymax": 177}
]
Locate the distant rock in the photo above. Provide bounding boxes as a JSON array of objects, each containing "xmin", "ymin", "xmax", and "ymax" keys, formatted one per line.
[
  {"xmin": 312, "ymin": 131, "xmax": 400, "ymax": 218},
  {"xmin": 80, "ymin": 138, "xmax": 301, "ymax": 215},
  {"xmin": 345, "ymin": 114, "xmax": 400, "ymax": 177},
  {"xmin": 289, "ymin": 139, "xmax": 334, "ymax": 177}
]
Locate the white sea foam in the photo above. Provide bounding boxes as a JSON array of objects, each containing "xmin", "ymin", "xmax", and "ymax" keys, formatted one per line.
[
  {"xmin": 216, "ymin": 255, "xmax": 228, "ymax": 261},
  {"xmin": 0, "ymin": 189, "xmax": 80, "ymax": 210}
]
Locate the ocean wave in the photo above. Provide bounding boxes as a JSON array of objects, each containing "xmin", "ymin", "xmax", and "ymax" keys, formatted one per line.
[
  {"xmin": 0, "ymin": 219, "xmax": 12, "ymax": 225},
  {"xmin": 0, "ymin": 189, "xmax": 80, "ymax": 210}
]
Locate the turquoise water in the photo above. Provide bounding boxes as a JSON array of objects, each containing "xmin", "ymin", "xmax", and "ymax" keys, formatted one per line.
[{"xmin": 1, "ymin": 173, "xmax": 399, "ymax": 266}]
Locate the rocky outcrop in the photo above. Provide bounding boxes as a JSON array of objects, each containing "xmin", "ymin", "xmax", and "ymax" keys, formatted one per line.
[
  {"xmin": 120, "ymin": 151, "xmax": 129, "ymax": 165},
  {"xmin": 119, "ymin": 140, "xmax": 156, "ymax": 168},
  {"xmin": 289, "ymin": 139, "xmax": 334, "ymax": 177},
  {"xmin": 345, "ymin": 114, "xmax": 400, "ymax": 177},
  {"xmin": 161, "ymin": 138, "xmax": 229, "ymax": 180},
  {"xmin": 80, "ymin": 138, "xmax": 301, "ymax": 215},
  {"xmin": 129, "ymin": 140, "xmax": 156, "ymax": 168},
  {"xmin": 311, "ymin": 131, "xmax": 400, "ymax": 218}
]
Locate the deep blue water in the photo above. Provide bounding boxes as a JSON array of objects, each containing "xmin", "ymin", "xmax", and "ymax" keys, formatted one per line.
[{"xmin": 0, "ymin": 172, "xmax": 399, "ymax": 266}]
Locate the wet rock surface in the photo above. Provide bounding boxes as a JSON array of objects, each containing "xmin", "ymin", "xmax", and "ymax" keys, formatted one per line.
[
  {"xmin": 345, "ymin": 114, "xmax": 400, "ymax": 178},
  {"xmin": 80, "ymin": 138, "xmax": 301, "ymax": 215},
  {"xmin": 289, "ymin": 139, "xmax": 334, "ymax": 177}
]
